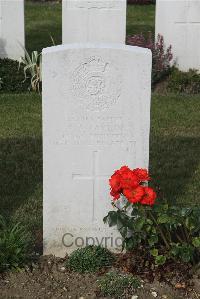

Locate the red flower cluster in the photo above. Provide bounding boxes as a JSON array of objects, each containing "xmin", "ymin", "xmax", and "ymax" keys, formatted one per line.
[{"xmin": 109, "ymin": 166, "xmax": 156, "ymax": 206}]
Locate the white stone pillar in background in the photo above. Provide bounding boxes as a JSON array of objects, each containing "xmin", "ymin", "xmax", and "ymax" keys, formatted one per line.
[
  {"xmin": 0, "ymin": 0, "xmax": 24, "ymax": 61},
  {"xmin": 62, "ymin": 0, "xmax": 127, "ymax": 44},
  {"xmin": 156, "ymin": 0, "xmax": 200, "ymax": 71}
]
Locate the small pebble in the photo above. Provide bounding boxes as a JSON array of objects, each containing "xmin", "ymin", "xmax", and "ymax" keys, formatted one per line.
[
  {"xmin": 60, "ymin": 266, "xmax": 66, "ymax": 272},
  {"xmin": 175, "ymin": 282, "xmax": 186, "ymax": 289},
  {"xmin": 131, "ymin": 296, "xmax": 138, "ymax": 299},
  {"xmin": 151, "ymin": 291, "xmax": 158, "ymax": 298}
]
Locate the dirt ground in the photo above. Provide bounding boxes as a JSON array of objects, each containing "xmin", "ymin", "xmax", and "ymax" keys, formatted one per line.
[{"xmin": 0, "ymin": 255, "xmax": 200, "ymax": 299}]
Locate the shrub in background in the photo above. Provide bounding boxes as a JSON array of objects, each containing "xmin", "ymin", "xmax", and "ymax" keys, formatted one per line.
[
  {"xmin": 0, "ymin": 215, "xmax": 32, "ymax": 272},
  {"xmin": 98, "ymin": 271, "xmax": 141, "ymax": 298},
  {"xmin": 66, "ymin": 245, "xmax": 115, "ymax": 273},
  {"xmin": 168, "ymin": 68, "xmax": 200, "ymax": 94},
  {"xmin": 0, "ymin": 58, "xmax": 29, "ymax": 93},
  {"xmin": 127, "ymin": 33, "xmax": 173, "ymax": 86}
]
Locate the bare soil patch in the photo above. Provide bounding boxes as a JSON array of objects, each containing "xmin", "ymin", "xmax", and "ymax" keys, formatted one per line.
[{"xmin": 0, "ymin": 254, "xmax": 200, "ymax": 299}]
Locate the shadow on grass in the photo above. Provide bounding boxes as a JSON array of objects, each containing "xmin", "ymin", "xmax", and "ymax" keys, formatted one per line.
[
  {"xmin": 26, "ymin": 25, "xmax": 62, "ymax": 53},
  {"xmin": 150, "ymin": 135, "xmax": 200, "ymax": 205},
  {"xmin": 0, "ymin": 136, "xmax": 42, "ymax": 218},
  {"xmin": 26, "ymin": 26, "xmax": 62, "ymax": 53}
]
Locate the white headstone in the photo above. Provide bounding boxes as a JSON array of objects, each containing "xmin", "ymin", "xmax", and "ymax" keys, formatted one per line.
[
  {"xmin": 156, "ymin": 0, "xmax": 200, "ymax": 71},
  {"xmin": 43, "ymin": 44, "xmax": 152, "ymax": 257},
  {"xmin": 62, "ymin": 0, "xmax": 126, "ymax": 44},
  {"xmin": 0, "ymin": 0, "xmax": 24, "ymax": 61}
]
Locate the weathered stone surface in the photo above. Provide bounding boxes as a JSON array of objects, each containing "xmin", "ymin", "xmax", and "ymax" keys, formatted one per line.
[
  {"xmin": 156, "ymin": 0, "xmax": 200, "ymax": 71},
  {"xmin": 0, "ymin": 0, "xmax": 24, "ymax": 60},
  {"xmin": 62, "ymin": 0, "xmax": 126, "ymax": 44},
  {"xmin": 43, "ymin": 43, "xmax": 152, "ymax": 256}
]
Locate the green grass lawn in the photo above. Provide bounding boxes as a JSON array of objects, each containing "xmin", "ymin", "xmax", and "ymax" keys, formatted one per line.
[
  {"xmin": 0, "ymin": 2, "xmax": 199, "ymax": 245},
  {"xmin": 127, "ymin": 4, "xmax": 155, "ymax": 36},
  {"xmin": 26, "ymin": 2, "xmax": 62, "ymax": 53},
  {"xmin": 150, "ymin": 94, "xmax": 200, "ymax": 205},
  {"xmin": 0, "ymin": 93, "xmax": 42, "ymax": 234}
]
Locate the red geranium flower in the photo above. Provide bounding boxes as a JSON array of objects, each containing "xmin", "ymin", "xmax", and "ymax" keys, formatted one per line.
[
  {"xmin": 123, "ymin": 186, "xmax": 145, "ymax": 204},
  {"xmin": 120, "ymin": 168, "xmax": 139, "ymax": 190},
  {"xmin": 109, "ymin": 166, "xmax": 156, "ymax": 206},
  {"xmin": 109, "ymin": 172, "xmax": 122, "ymax": 193},
  {"xmin": 133, "ymin": 168, "xmax": 150, "ymax": 182},
  {"xmin": 118, "ymin": 166, "xmax": 130, "ymax": 175},
  {"xmin": 110, "ymin": 189, "xmax": 121, "ymax": 200},
  {"xmin": 140, "ymin": 187, "xmax": 156, "ymax": 206}
]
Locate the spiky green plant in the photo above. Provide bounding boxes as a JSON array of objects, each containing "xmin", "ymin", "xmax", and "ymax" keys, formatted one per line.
[
  {"xmin": 20, "ymin": 48, "xmax": 42, "ymax": 93},
  {"xmin": 0, "ymin": 215, "xmax": 32, "ymax": 272}
]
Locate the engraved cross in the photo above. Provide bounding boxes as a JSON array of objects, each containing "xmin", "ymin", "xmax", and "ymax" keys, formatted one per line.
[
  {"xmin": 174, "ymin": 1, "xmax": 200, "ymax": 27},
  {"xmin": 175, "ymin": 21, "xmax": 200, "ymax": 26},
  {"xmin": 74, "ymin": 1, "xmax": 119, "ymax": 10},
  {"xmin": 72, "ymin": 151, "xmax": 109, "ymax": 221}
]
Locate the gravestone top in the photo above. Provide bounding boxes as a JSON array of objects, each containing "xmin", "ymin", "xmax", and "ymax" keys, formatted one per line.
[
  {"xmin": 43, "ymin": 43, "xmax": 152, "ymax": 256},
  {"xmin": 62, "ymin": 0, "xmax": 126, "ymax": 44},
  {"xmin": 43, "ymin": 42, "xmax": 149, "ymax": 54}
]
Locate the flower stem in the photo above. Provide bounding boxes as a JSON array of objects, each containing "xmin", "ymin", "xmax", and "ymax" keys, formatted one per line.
[{"xmin": 149, "ymin": 211, "xmax": 170, "ymax": 249}]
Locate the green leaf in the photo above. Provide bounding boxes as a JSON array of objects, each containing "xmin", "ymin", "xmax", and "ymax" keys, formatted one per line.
[
  {"xmin": 103, "ymin": 211, "xmax": 118, "ymax": 227},
  {"xmin": 151, "ymin": 227, "xmax": 156, "ymax": 234},
  {"xmin": 131, "ymin": 207, "xmax": 140, "ymax": 216},
  {"xmin": 157, "ymin": 214, "xmax": 170, "ymax": 224},
  {"xmin": 148, "ymin": 235, "xmax": 158, "ymax": 247},
  {"xmin": 146, "ymin": 219, "xmax": 153, "ymax": 225},
  {"xmin": 170, "ymin": 243, "xmax": 182, "ymax": 257},
  {"xmin": 119, "ymin": 226, "xmax": 127, "ymax": 238},
  {"xmin": 181, "ymin": 252, "xmax": 192, "ymax": 263},
  {"xmin": 155, "ymin": 255, "xmax": 166, "ymax": 266},
  {"xmin": 192, "ymin": 237, "xmax": 200, "ymax": 248},
  {"xmin": 146, "ymin": 225, "xmax": 152, "ymax": 233},
  {"xmin": 125, "ymin": 238, "xmax": 136, "ymax": 250},
  {"xmin": 185, "ymin": 218, "xmax": 195, "ymax": 231},
  {"xmin": 150, "ymin": 248, "xmax": 158, "ymax": 257},
  {"xmin": 134, "ymin": 217, "xmax": 145, "ymax": 231}
]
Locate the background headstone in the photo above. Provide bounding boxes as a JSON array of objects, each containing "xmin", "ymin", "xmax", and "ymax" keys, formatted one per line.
[
  {"xmin": 0, "ymin": 0, "xmax": 24, "ymax": 60},
  {"xmin": 62, "ymin": 0, "xmax": 127, "ymax": 44},
  {"xmin": 156, "ymin": 0, "xmax": 200, "ymax": 71},
  {"xmin": 43, "ymin": 44, "xmax": 152, "ymax": 257}
]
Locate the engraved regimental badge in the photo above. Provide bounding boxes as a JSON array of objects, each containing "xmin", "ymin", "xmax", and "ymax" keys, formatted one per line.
[{"xmin": 71, "ymin": 56, "xmax": 121, "ymax": 111}]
